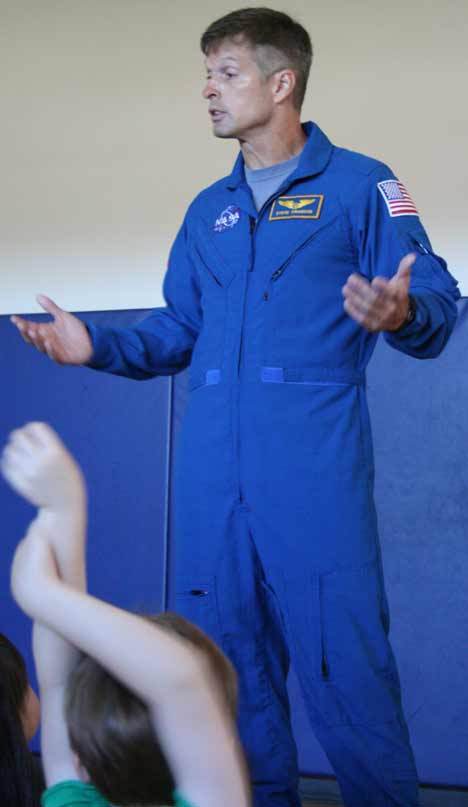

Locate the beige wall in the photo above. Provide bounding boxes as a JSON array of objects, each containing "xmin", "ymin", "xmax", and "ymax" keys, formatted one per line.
[{"xmin": 1, "ymin": 0, "xmax": 467, "ymax": 314}]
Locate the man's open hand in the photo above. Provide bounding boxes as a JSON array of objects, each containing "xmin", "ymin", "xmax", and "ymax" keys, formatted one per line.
[
  {"xmin": 11, "ymin": 295, "xmax": 93, "ymax": 365},
  {"xmin": 342, "ymin": 253, "xmax": 416, "ymax": 332}
]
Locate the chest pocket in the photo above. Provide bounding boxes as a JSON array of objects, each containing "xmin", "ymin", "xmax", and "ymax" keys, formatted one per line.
[
  {"xmin": 193, "ymin": 241, "xmax": 235, "ymax": 290},
  {"xmin": 261, "ymin": 213, "xmax": 357, "ymax": 367},
  {"xmin": 265, "ymin": 213, "xmax": 342, "ymax": 284},
  {"xmin": 187, "ymin": 225, "xmax": 238, "ymax": 388},
  {"xmin": 192, "ymin": 221, "xmax": 241, "ymax": 290}
]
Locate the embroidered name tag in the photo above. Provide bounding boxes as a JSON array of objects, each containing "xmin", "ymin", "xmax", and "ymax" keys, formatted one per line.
[{"xmin": 269, "ymin": 194, "xmax": 324, "ymax": 221}]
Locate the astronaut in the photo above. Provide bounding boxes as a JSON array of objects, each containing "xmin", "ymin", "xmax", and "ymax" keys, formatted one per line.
[{"xmin": 12, "ymin": 8, "xmax": 460, "ymax": 807}]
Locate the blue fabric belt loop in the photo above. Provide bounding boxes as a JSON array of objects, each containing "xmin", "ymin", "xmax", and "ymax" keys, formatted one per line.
[
  {"xmin": 260, "ymin": 366, "xmax": 363, "ymax": 386},
  {"xmin": 261, "ymin": 367, "xmax": 285, "ymax": 383},
  {"xmin": 205, "ymin": 369, "xmax": 221, "ymax": 385}
]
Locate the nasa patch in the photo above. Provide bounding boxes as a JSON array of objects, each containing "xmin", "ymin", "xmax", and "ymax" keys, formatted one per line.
[{"xmin": 213, "ymin": 205, "xmax": 241, "ymax": 232}]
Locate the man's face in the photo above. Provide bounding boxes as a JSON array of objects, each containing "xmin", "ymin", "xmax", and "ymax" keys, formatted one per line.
[{"xmin": 203, "ymin": 39, "xmax": 275, "ymax": 139}]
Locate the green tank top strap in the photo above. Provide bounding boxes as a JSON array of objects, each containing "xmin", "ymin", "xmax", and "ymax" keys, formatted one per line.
[
  {"xmin": 42, "ymin": 780, "xmax": 197, "ymax": 807},
  {"xmin": 173, "ymin": 790, "xmax": 197, "ymax": 807},
  {"xmin": 41, "ymin": 780, "xmax": 109, "ymax": 807}
]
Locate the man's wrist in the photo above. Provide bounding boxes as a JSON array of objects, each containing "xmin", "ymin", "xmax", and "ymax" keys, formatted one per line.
[{"xmin": 389, "ymin": 295, "xmax": 416, "ymax": 332}]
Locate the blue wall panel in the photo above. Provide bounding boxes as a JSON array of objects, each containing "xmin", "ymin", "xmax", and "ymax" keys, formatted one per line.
[
  {"xmin": 169, "ymin": 301, "xmax": 468, "ymax": 788},
  {"xmin": 365, "ymin": 301, "xmax": 468, "ymax": 786},
  {"xmin": 0, "ymin": 310, "xmax": 171, "ymax": 750}
]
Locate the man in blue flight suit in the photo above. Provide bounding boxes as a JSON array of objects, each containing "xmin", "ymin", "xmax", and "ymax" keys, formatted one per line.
[{"xmin": 12, "ymin": 8, "xmax": 460, "ymax": 807}]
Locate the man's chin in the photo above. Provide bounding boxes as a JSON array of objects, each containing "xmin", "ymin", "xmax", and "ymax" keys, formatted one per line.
[{"xmin": 212, "ymin": 122, "xmax": 237, "ymax": 140}]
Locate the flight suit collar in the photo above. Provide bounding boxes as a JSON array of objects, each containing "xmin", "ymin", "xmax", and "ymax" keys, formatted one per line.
[
  {"xmin": 197, "ymin": 122, "xmax": 336, "ymax": 285},
  {"xmin": 225, "ymin": 121, "xmax": 334, "ymax": 192}
]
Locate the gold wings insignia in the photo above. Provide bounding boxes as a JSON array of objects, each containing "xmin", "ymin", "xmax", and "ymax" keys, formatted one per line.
[{"xmin": 278, "ymin": 198, "xmax": 313, "ymax": 210}]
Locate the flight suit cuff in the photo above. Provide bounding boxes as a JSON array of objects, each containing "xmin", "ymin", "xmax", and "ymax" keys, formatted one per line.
[
  {"xmin": 84, "ymin": 323, "xmax": 114, "ymax": 370},
  {"xmin": 384, "ymin": 294, "xmax": 428, "ymax": 344}
]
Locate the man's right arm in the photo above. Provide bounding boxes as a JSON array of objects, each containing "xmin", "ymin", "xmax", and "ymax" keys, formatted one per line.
[
  {"xmin": 11, "ymin": 218, "xmax": 202, "ymax": 380},
  {"xmin": 87, "ymin": 219, "xmax": 202, "ymax": 379}
]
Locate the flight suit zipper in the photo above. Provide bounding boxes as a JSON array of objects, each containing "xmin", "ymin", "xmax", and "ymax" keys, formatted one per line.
[
  {"xmin": 236, "ymin": 215, "xmax": 257, "ymax": 505},
  {"xmin": 236, "ymin": 184, "xmax": 317, "ymax": 503},
  {"xmin": 236, "ymin": 215, "xmax": 257, "ymax": 376}
]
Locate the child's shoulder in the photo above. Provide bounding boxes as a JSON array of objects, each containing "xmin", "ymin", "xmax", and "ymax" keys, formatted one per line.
[
  {"xmin": 41, "ymin": 780, "xmax": 109, "ymax": 807},
  {"xmin": 42, "ymin": 782, "xmax": 199, "ymax": 807},
  {"xmin": 174, "ymin": 790, "xmax": 198, "ymax": 807}
]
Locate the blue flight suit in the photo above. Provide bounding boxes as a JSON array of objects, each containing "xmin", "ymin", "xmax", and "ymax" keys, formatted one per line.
[{"xmin": 87, "ymin": 122, "xmax": 459, "ymax": 807}]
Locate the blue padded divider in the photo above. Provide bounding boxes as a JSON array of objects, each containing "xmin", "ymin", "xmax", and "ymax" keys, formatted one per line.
[
  {"xmin": 169, "ymin": 300, "xmax": 468, "ymax": 787},
  {"xmin": 0, "ymin": 309, "xmax": 170, "ymax": 751}
]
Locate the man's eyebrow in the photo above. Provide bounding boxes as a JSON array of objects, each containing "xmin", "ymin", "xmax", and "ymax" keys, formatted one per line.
[{"xmin": 205, "ymin": 56, "xmax": 240, "ymax": 70}]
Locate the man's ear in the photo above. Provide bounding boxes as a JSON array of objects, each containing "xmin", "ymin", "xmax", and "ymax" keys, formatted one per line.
[{"xmin": 272, "ymin": 68, "xmax": 296, "ymax": 104}]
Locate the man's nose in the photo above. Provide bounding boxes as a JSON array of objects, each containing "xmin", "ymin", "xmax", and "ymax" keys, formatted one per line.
[{"xmin": 202, "ymin": 78, "xmax": 219, "ymax": 99}]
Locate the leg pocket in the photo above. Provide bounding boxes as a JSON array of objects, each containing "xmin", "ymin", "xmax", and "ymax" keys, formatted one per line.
[
  {"xmin": 174, "ymin": 578, "xmax": 222, "ymax": 644},
  {"xmin": 319, "ymin": 559, "xmax": 403, "ymax": 726}
]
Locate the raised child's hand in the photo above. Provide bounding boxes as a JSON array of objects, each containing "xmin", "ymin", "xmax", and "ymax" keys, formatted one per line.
[{"xmin": 1, "ymin": 422, "xmax": 85, "ymax": 513}]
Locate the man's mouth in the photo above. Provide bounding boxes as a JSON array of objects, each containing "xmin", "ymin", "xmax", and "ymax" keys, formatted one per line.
[{"xmin": 209, "ymin": 109, "xmax": 226, "ymax": 121}]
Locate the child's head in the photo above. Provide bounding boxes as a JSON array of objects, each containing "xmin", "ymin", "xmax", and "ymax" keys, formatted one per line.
[
  {"xmin": 0, "ymin": 634, "xmax": 42, "ymax": 807},
  {"xmin": 0, "ymin": 633, "xmax": 40, "ymax": 741},
  {"xmin": 65, "ymin": 612, "xmax": 238, "ymax": 806},
  {"xmin": 149, "ymin": 612, "xmax": 238, "ymax": 719}
]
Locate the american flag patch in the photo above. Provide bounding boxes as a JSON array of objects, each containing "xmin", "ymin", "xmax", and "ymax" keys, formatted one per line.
[{"xmin": 377, "ymin": 180, "xmax": 419, "ymax": 217}]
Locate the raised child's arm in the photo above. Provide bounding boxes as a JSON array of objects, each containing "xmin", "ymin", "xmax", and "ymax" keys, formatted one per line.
[{"xmin": 1, "ymin": 423, "xmax": 87, "ymax": 785}]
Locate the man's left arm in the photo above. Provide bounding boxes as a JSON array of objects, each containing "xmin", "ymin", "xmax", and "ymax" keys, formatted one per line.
[{"xmin": 342, "ymin": 164, "xmax": 460, "ymax": 358}]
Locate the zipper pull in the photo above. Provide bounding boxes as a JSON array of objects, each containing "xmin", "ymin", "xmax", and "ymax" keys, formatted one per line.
[
  {"xmin": 249, "ymin": 216, "xmax": 256, "ymax": 234},
  {"xmin": 415, "ymin": 239, "xmax": 429, "ymax": 255},
  {"xmin": 271, "ymin": 267, "xmax": 284, "ymax": 281}
]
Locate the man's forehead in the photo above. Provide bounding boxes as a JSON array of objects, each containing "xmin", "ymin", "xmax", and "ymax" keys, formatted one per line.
[{"xmin": 204, "ymin": 38, "xmax": 254, "ymax": 68}]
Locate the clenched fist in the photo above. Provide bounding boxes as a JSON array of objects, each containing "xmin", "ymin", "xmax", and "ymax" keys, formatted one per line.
[{"xmin": 1, "ymin": 422, "xmax": 85, "ymax": 512}]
